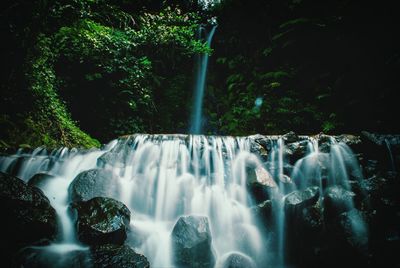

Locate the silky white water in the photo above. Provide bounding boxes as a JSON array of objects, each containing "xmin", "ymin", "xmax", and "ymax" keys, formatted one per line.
[
  {"xmin": 0, "ymin": 135, "xmax": 264, "ymax": 267},
  {"xmin": 0, "ymin": 134, "xmax": 367, "ymax": 267}
]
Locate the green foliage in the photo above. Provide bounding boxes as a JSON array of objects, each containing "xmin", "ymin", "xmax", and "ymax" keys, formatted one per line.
[
  {"xmin": 1, "ymin": 0, "xmax": 208, "ymax": 146},
  {"xmin": 1, "ymin": 0, "xmax": 399, "ymax": 145},
  {"xmin": 25, "ymin": 34, "xmax": 100, "ymax": 148},
  {"xmin": 50, "ymin": 5, "xmax": 206, "ymax": 140}
]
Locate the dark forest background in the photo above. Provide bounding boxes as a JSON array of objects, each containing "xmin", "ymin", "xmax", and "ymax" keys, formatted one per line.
[{"xmin": 1, "ymin": 0, "xmax": 399, "ymax": 148}]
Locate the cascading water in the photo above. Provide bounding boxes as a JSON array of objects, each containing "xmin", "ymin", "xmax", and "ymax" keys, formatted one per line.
[
  {"xmin": 0, "ymin": 135, "xmax": 265, "ymax": 267},
  {"xmin": 190, "ymin": 24, "xmax": 217, "ymax": 134},
  {"xmin": 104, "ymin": 135, "xmax": 263, "ymax": 267},
  {"xmin": 0, "ymin": 134, "xmax": 369, "ymax": 267},
  {"xmin": 0, "ymin": 146, "xmax": 107, "ymax": 263}
]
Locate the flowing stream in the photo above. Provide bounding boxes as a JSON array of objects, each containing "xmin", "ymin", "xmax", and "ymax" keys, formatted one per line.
[{"xmin": 0, "ymin": 134, "xmax": 367, "ymax": 267}]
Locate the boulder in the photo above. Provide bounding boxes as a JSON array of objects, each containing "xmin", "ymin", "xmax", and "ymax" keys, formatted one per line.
[
  {"xmin": 282, "ymin": 131, "xmax": 298, "ymax": 143},
  {"xmin": 251, "ymin": 199, "xmax": 273, "ymax": 228},
  {"xmin": 285, "ymin": 200, "xmax": 323, "ymax": 266},
  {"xmin": 219, "ymin": 252, "xmax": 256, "ymax": 268},
  {"xmin": 91, "ymin": 244, "xmax": 149, "ymax": 268},
  {"xmin": 69, "ymin": 169, "xmax": 120, "ymax": 202},
  {"xmin": 0, "ymin": 172, "xmax": 57, "ymax": 264},
  {"xmin": 247, "ymin": 166, "xmax": 276, "ymax": 187},
  {"xmin": 247, "ymin": 166, "xmax": 278, "ymax": 203},
  {"xmin": 335, "ymin": 134, "xmax": 362, "ymax": 151},
  {"xmin": 171, "ymin": 215, "xmax": 215, "ymax": 268},
  {"xmin": 248, "ymin": 134, "xmax": 271, "ymax": 159},
  {"xmin": 73, "ymin": 197, "xmax": 131, "ymax": 245},
  {"xmin": 284, "ymin": 186, "xmax": 320, "ymax": 212},
  {"xmin": 324, "ymin": 186, "xmax": 355, "ymax": 218},
  {"xmin": 285, "ymin": 140, "xmax": 308, "ymax": 161},
  {"xmin": 321, "ymin": 209, "xmax": 369, "ymax": 267},
  {"xmin": 28, "ymin": 173, "xmax": 56, "ymax": 188},
  {"xmin": 300, "ymin": 203, "xmax": 323, "ymax": 232},
  {"xmin": 338, "ymin": 209, "xmax": 368, "ymax": 254}
]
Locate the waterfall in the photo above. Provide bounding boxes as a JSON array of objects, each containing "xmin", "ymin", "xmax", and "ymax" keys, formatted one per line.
[
  {"xmin": 106, "ymin": 135, "xmax": 263, "ymax": 266},
  {"xmin": 0, "ymin": 134, "xmax": 368, "ymax": 267},
  {"xmin": 190, "ymin": 25, "xmax": 217, "ymax": 134},
  {"xmin": 0, "ymin": 135, "xmax": 264, "ymax": 266}
]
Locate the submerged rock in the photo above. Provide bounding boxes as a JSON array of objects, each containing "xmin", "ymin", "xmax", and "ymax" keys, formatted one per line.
[
  {"xmin": 15, "ymin": 246, "xmax": 91, "ymax": 268},
  {"xmin": 69, "ymin": 169, "xmax": 120, "ymax": 202},
  {"xmin": 73, "ymin": 197, "xmax": 131, "ymax": 245},
  {"xmin": 219, "ymin": 252, "xmax": 256, "ymax": 268},
  {"xmin": 0, "ymin": 172, "xmax": 57, "ymax": 264},
  {"xmin": 251, "ymin": 199, "xmax": 273, "ymax": 228},
  {"xmin": 97, "ymin": 151, "xmax": 127, "ymax": 169},
  {"xmin": 28, "ymin": 172, "xmax": 56, "ymax": 188},
  {"xmin": 324, "ymin": 186, "xmax": 355, "ymax": 217},
  {"xmin": 339, "ymin": 209, "xmax": 369, "ymax": 253},
  {"xmin": 171, "ymin": 215, "xmax": 215, "ymax": 268},
  {"xmin": 91, "ymin": 244, "xmax": 149, "ymax": 268},
  {"xmin": 284, "ymin": 186, "xmax": 320, "ymax": 212}
]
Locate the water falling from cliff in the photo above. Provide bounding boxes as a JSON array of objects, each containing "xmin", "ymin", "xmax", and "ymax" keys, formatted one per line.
[{"xmin": 190, "ymin": 24, "xmax": 217, "ymax": 134}]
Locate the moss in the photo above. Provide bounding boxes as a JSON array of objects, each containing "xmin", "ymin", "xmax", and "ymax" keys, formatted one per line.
[{"xmin": 19, "ymin": 34, "xmax": 100, "ymax": 149}]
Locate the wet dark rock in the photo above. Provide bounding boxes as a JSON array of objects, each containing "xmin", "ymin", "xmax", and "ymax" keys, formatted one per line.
[
  {"xmin": 0, "ymin": 172, "xmax": 57, "ymax": 264},
  {"xmin": 285, "ymin": 186, "xmax": 322, "ymax": 263},
  {"xmin": 91, "ymin": 244, "xmax": 149, "ymax": 268},
  {"xmin": 284, "ymin": 186, "xmax": 320, "ymax": 212},
  {"xmin": 249, "ymin": 142, "xmax": 268, "ymax": 160},
  {"xmin": 320, "ymin": 208, "xmax": 369, "ymax": 267},
  {"xmin": 339, "ymin": 209, "xmax": 369, "ymax": 254},
  {"xmin": 286, "ymin": 202, "xmax": 324, "ymax": 266},
  {"xmin": 247, "ymin": 181, "xmax": 276, "ymax": 204},
  {"xmin": 171, "ymin": 215, "xmax": 216, "ymax": 268},
  {"xmin": 335, "ymin": 134, "xmax": 362, "ymax": 151},
  {"xmin": 286, "ymin": 140, "xmax": 308, "ymax": 161},
  {"xmin": 73, "ymin": 197, "xmax": 131, "ymax": 245},
  {"xmin": 301, "ymin": 203, "xmax": 323, "ymax": 232},
  {"xmin": 324, "ymin": 186, "xmax": 355, "ymax": 217},
  {"xmin": 251, "ymin": 199, "xmax": 273, "ymax": 228},
  {"xmin": 97, "ymin": 151, "xmax": 127, "ymax": 169},
  {"xmin": 15, "ymin": 246, "xmax": 92, "ymax": 268},
  {"xmin": 69, "ymin": 169, "xmax": 120, "ymax": 202},
  {"xmin": 360, "ymin": 132, "xmax": 400, "ymax": 170},
  {"xmin": 15, "ymin": 244, "xmax": 149, "ymax": 268},
  {"xmin": 247, "ymin": 166, "xmax": 278, "ymax": 203},
  {"xmin": 220, "ymin": 252, "xmax": 256, "ymax": 268},
  {"xmin": 28, "ymin": 173, "xmax": 56, "ymax": 188},
  {"xmin": 361, "ymin": 131, "xmax": 400, "ymax": 148},
  {"xmin": 314, "ymin": 133, "xmax": 334, "ymax": 153},
  {"xmin": 282, "ymin": 131, "xmax": 298, "ymax": 143},
  {"xmin": 248, "ymin": 134, "xmax": 272, "ymax": 158}
]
